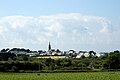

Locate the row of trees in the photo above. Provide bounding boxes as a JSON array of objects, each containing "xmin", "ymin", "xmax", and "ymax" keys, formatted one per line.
[
  {"xmin": 0, "ymin": 49, "xmax": 120, "ymax": 72},
  {"xmin": 0, "ymin": 58, "xmax": 102, "ymax": 72},
  {"xmin": 0, "ymin": 48, "xmax": 31, "ymax": 53},
  {"xmin": 104, "ymin": 50, "xmax": 120, "ymax": 69}
]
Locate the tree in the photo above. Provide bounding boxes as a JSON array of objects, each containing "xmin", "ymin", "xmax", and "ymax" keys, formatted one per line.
[
  {"xmin": 26, "ymin": 49, "xmax": 31, "ymax": 53},
  {"xmin": 38, "ymin": 50, "xmax": 43, "ymax": 54},
  {"xmin": 99, "ymin": 52, "xmax": 109, "ymax": 59},
  {"xmin": 56, "ymin": 49, "xmax": 61, "ymax": 53},
  {"xmin": 104, "ymin": 51, "xmax": 120, "ymax": 69},
  {"xmin": 1, "ymin": 49, "xmax": 9, "ymax": 53},
  {"xmin": 89, "ymin": 51, "xmax": 94, "ymax": 58},
  {"xmin": 88, "ymin": 51, "xmax": 97, "ymax": 58},
  {"xmin": 114, "ymin": 50, "xmax": 119, "ymax": 53}
]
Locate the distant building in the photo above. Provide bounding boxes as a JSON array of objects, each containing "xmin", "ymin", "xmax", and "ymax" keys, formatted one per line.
[{"xmin": 34, "ymin": 41, "xmax": 66, "ymax": 59}]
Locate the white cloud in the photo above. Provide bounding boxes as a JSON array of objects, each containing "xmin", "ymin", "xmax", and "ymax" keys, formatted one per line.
[{"xmin": 0, "ymin": 13, "xmax": 119, "ymax": 51}]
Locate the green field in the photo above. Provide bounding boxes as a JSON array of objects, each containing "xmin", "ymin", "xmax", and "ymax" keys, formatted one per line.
[{"xmin": 0, "ymin": 72, "xmax": 120, "ymax": 80}]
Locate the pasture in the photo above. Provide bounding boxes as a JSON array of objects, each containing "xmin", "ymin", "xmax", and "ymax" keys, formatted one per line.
[{"xmin": 0, "ymin": 72, "xmax": 120, "ymax": 80}]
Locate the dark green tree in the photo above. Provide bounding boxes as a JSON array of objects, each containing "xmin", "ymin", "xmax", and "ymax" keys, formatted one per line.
[
  {"xmin": 104, "ymin": 51, "xmax": 120, "ymax": 69},
  {"xmin": 89, "ymin": 51, "xmax": 94, "ymax": 58}
]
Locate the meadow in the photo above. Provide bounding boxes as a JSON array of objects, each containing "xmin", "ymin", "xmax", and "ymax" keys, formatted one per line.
[{"xmin": 0, "ymin": 72, "xmax": 120, "ymax": 80}]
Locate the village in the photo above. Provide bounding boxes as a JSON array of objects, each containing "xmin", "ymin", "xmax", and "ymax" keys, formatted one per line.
[
  {"xmin": 0, "ymin": 42, "xmax": 103, "ymax": 60},
  {"xmin": 0, "ymin": 42, "xmax": 119, "ymax": 74}
]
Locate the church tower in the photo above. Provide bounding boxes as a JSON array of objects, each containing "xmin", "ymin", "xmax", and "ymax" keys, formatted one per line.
[{"xmin": 48, "ymin": 42, "xmax": 51, "ymax": 51}]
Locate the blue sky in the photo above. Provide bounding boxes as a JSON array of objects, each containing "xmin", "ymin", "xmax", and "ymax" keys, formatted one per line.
[
  {"xmin": 0, "ymin": 0, "xmax": 120, "ymax": 20},
  {"xmin": 0, "ymin": 0, "xmax": 120, "ymax": 51}
]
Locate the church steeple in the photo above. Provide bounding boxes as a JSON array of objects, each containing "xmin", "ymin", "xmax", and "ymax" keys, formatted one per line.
[{"xmin": 48, "ymin": 42, "xmax": 51, "ymax": 51}]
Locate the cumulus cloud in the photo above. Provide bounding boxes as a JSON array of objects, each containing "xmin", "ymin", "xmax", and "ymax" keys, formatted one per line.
[{"xmin": 0, "ymin": 13, "xmax": 119, "ymax": 51}]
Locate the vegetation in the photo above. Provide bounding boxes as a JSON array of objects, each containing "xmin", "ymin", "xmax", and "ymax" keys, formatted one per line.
[
  {"xmin": 0, "ymin": 48, "xmax": 120, "ymax": 72},
  {"xmin": 0, "ymin": 72, "xmax": 120, "ymax": 80}
]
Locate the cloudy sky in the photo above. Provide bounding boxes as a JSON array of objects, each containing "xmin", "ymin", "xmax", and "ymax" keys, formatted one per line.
[{"xmin": 0, "ymin": 0, "xmax": 120, "ymax": 52}]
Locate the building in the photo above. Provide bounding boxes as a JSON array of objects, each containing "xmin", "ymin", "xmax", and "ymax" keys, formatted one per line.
[{"xmin": 48, "ymin": 42, "xmax": 51, "ymax": 51}]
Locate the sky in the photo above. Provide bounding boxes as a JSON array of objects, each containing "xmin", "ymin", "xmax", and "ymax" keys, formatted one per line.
[{"xmin": 0, "ymin": 0, "xmax": 120, "ymax": 52}]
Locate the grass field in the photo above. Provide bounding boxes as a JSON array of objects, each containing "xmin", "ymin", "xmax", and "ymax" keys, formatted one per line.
[{"xmin": 0, "ymin": 72, "xmax": 120, "ymax": 80}]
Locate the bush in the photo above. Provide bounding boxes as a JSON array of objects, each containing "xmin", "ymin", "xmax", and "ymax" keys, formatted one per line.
[{"xmin": 12, "ymin": 66, "xmax": 19, "ymax": 72}]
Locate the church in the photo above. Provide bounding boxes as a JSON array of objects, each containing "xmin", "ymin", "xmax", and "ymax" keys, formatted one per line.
[{"xmin": 36, "ymin": 42, "xmax": 65, "ymax": 59}]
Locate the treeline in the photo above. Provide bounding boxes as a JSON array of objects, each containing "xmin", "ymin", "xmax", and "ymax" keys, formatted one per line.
[
  {"xmin": 0, "ymin": 49, "xmax": 120, "ymax": 72},
  {"xmin": 0, "ymin": 58, "xmax": 102, "ymax": 72}
]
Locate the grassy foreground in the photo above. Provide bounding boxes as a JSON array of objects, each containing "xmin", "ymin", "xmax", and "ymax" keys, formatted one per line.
[{"xmin": 0, "ymin": 72, "xmax": 120, "ymax": 80}]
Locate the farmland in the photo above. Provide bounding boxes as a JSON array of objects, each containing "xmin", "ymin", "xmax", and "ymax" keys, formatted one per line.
[{"xmin": 0, "ymin": 72, "xmax": 120, "ymax": 80}]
